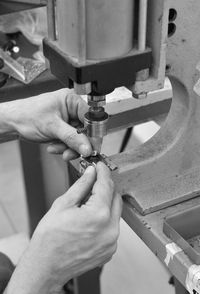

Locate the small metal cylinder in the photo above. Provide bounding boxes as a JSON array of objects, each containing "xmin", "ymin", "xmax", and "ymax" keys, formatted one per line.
[
  {"xmin": 84, "ymin": 112, "xmax": 109, "ymax": 138},
  {"xmin": 56, "ymin": 0, "xmax": 135, "ymax": 60}
]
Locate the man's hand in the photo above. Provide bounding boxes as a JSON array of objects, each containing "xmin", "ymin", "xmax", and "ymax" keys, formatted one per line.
[
  {"xmin": 0, "ymin": 89, "xmax": 92, "ymax": 160},
  {"xmin": 6, "ymin": 163, "xmax": 122, "ymax": 294}
]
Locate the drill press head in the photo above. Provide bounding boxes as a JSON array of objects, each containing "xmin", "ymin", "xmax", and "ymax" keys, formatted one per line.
[
  {"xmin": 44, "ymin": 0, "xmax": 153, "ymax": 154},
  {"xmin": 84, "ymin": 95, "xmax": 109, "ymax": 154}
]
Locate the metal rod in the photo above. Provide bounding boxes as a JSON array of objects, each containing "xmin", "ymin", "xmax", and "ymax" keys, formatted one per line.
[
  {"xmin": 138, "ymin": 0, "xmax": 148, "ymax": 51},
  {"xmin": 47, "ymin": 0, "xmax": 56, "ymax": 41},
  {"xmin": 77, "ymin": 0, "xmax": 87, "ymax": 63}
]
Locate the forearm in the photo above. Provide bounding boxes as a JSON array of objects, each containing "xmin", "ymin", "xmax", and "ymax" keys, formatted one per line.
[
  {"xmin": 4, "ymin": 243, "xmax": 65, "ymax": 294},
  {"xmin": 0, "ymin": 101, "xmax": 20, "ymax": 142},
  {"xmin": 4, "ymin": 265, "xmax": 61, "ymax": 294}
]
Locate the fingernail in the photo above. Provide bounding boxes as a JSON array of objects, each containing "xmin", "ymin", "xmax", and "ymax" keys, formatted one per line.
[
  {"xmin": 79, "ymin": 144, "xmax": 91, "ymax": 156},
  {"xmin": 84, "ymin": 165, "xmax": 95, "ymax": 174},
  {"xmin": 47, "ymin": 146, "xmax": 55, "ymax": 153}
]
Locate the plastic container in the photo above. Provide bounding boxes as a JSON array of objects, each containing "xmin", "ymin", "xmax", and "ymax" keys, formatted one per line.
[{"xmin": 163, "ymin": 204, "xmax": 200, "ymax": 264}]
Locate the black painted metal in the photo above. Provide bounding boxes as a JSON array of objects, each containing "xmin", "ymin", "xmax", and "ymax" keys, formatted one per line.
[
  {"xmin": 75, "ymin": 268, "xmax": 102, "ymax": 294},
  {"xmin": 174, "ymin": 278, "xmax": 189, "ymax": 294},
  {"xmin": 43, "ymin": 39, "xmax": 152, "ymax": 95},
  {"xmin": 19, "ymin": 141, "xmax": 47, "ymax": 233},
  {"xmin": 120, "ymin": 127, "xmax": 133, "ymax": 153},
  {"xmin": 68, "ymin": 163, "xmax": 102, "ymax": 294},
  {"xmin": 0, "ymin": 2, "xmax": 44, "ymax": 15}
]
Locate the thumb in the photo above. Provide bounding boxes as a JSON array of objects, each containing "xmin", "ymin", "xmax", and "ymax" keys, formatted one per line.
[
  {"xmin": 56, "ymin": 119, "xmax": 92, "ymax": 157},
  {"xmin": 64, "ymin": 165, "xmax": 96, "ymax": 206}
]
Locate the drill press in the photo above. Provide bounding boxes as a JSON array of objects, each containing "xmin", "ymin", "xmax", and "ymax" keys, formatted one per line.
[{"xmin": 43, "ymin": 0, "xmax": 152, "ymax": 162}]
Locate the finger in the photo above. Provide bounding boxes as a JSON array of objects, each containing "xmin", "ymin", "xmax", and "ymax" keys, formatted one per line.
[
  {"xmin": 66, "ymin": 93, "xmax": 89, "ymax": 123},
  {"xmin": 88, "ymin": 162, "xmax": 114, "ymax": 209},
  {"xmin": 111, "ymin": 192, "xmax": 123, "ymax": 222},
  {"xmin": 56, "ymin": 119, "xmax": 92, "ymax": 157},
  {"xmin": 62, "ymin": 148, "xmax": 79, "ymax": 161},
  {"xmin": 47, "ymin": 142, "xmax": 67, "ymax": 154},
  {"xmin": 70, "ymin": 119, "xmax": 83, "ymax": 128},
  {"xmin": 64, "ymin": 165, "xmax": 96, "ymax": 206}
]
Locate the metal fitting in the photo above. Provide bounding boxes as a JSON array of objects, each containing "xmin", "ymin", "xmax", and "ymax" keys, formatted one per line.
[
  {"xmin": 84, "ymin": 109, "xmax": 109, "ymax": 138},
  {"xmin": 84, "ymin": 116, "xmax": 108, "ymax": 138},
  {"xmin": 74, "ymin": 82, "xmax": 92, "ymax": 95},
  {"xmin": 87, "ymin": 95, "xmax": 106, "ymax": 107},
  {"xmin": 88, "ymin": 100, "xmax": 106, "ymax": 107}
]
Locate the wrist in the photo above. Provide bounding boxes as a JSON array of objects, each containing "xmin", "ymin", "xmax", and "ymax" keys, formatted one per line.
[{"xmin": 0, "ymin": 100, "xmax": 21, "ymax": 140}]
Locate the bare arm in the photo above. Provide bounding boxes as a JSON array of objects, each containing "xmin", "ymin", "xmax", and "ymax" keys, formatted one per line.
[
  {"xmin": 5, "ymin": 163, "xmax": 122, "ymax": 294},
  {"xmin": 0, "ymin": 89, "xmax": 92, "ymax": 159}
]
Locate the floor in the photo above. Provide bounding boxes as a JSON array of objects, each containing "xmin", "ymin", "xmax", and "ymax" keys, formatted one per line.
[{"xmin": 0, "ymin": 128, "xmax": 174, "ymax": 294}]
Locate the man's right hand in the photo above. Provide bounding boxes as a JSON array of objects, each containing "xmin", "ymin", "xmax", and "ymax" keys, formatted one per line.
[{"xmin": 6, "ymin": 162, "xmax": 122, "ymax": 294}]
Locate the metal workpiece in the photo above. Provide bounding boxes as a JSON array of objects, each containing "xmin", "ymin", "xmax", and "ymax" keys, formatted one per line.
[{"xmin": 79, "ymin": 153, "xmax": 118, "ymax": 175}]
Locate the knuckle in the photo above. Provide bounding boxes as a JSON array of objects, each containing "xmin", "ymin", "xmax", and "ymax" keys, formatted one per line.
[
  {"xmin": 101, "ymin": 255, "xmax": 113, "ymax": 266},
  {"xmin": 51, "ymin": 197, "xmax": 62, "ymax": 209},
  {"xmin": 66, "ymin": 131, "xmax": 77, "ymax": 144},
  {"xmin": 110, "ymin": 243, "xmax": 118, "ymax": 255},
  {"xmin": 47, "ymin": 117, "xmax": 60, "ymax": 135},
  {"xmin": 106, "ymin": 226, "xmax": 120, "ymax": 245},
  {"xmin": 77, "ymin": 175, "xmax": 91, "ymax": 188},
  {"xmin": 94, "ymin": 208, "xmax": 110, "ymax": 225},
  {"xmin": 108, "ymin": 230, "xmax": 119, "ymax": 245},
  {"xmin": 103, "ymin": 243, "xmax": 118, "ymax": 263},
  {"xmin": 107, "ymin": 178, "xmax": 114, "ymax": 191},
  {"xmin": 51, "ymin": 194, "xmax": 71, "ymax": 210}
]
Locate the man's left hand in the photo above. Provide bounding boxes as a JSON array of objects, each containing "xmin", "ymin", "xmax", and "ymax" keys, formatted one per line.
[{"xmin": 11, "ymin": 88, "xmax": 92, "ymax": 160}]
